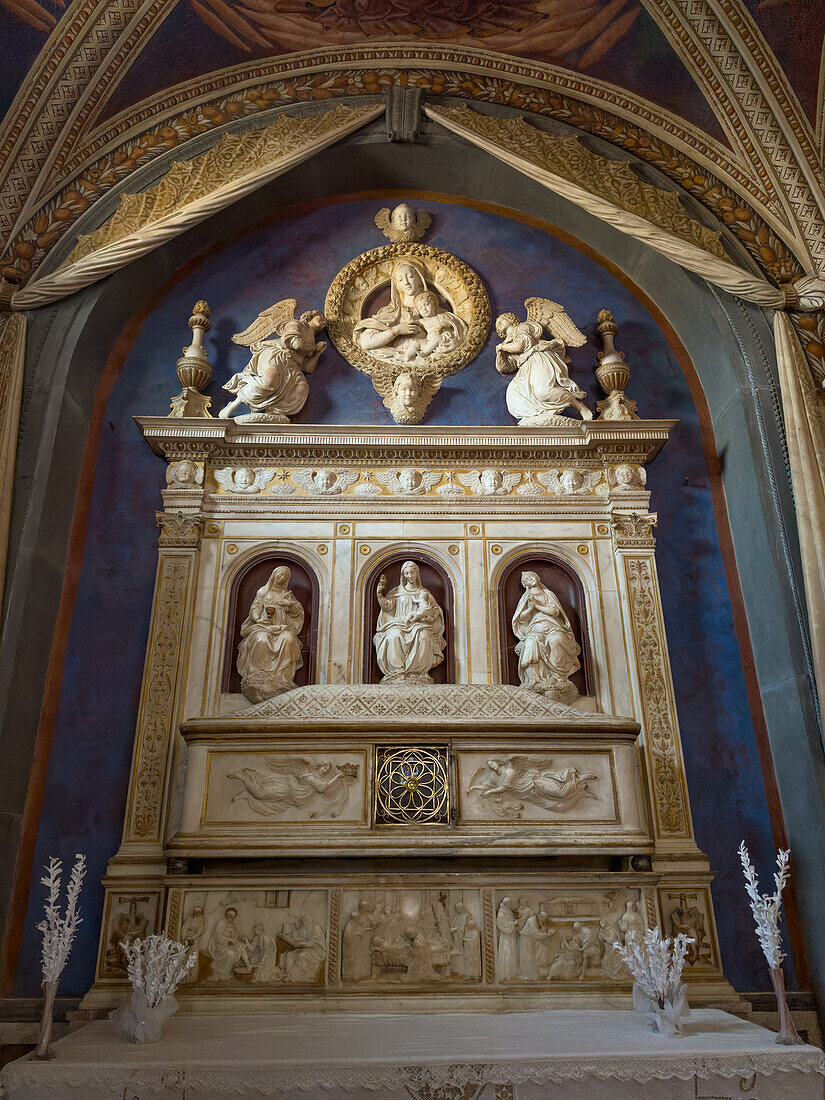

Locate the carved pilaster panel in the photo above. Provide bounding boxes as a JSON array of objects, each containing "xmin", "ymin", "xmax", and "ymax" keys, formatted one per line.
[
  {"xmin": 624, "ymin": 556, "xmax": 690, "ymax": 839},
  {"xmin": 612, "ymin": 512, "xmax": 657, "ymax": 548},
  {"xmin": 659, "ymin": 884, "xmax": 721, "ymax": 973},
  {"xmin": 155, "ymin": 510, "xmax": 203, "ymax": 548},
  {"xmin": 124, "ymin": 554, "xmax": 194, "ymax": 843},
  {"xmin": 95, "ymin": 889, "xmax": 163, "ymax": 980}
]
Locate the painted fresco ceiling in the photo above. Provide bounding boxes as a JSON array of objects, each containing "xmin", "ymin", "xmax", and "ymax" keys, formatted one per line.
[{"xmin": 0, "ymin": 0, "xmax": 822, "ymax": 140}]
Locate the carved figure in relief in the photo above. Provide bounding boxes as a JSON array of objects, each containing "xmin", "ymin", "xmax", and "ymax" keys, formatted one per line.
[
  {"xmin": 219, "ymin": 300, "xmax": 327, "ymax": 422},
  {"xmin": 608, "ymin": 463, "xmax": 647, "ymax": 493},
  {"xmin": 208, "ymin": 907, "xmax": 252, "ymax": 980},
  {"xmin": 546, "ymin": 927, "xmax": 584, "ymax": 980},
  {"xmin": 599, "ymin": 918, "xmax": 627, "ymax": 981},
  {"xmin": 237, "ymin": 566, "xmax": 304, "ymax": 703},
  {"xmin": 468, "ymin": 755, "xmax": 597, "ymax": 819},
  {"xmin": 250, "ymin": 927, "xmax": 283, "ymax": 984},
  {"xmin": 537, "ymin": 469, "xmax": 604, "ymax": 495},
  {"xmin": 214, "ymin": 467, "xmax": 276, "ymax": 494},
  {"xmin": 105, "ymin": 897, "xmax": 150, "ymax": 974},
  {"xmin": 577, "ymin": 922, "xmax": 604, "ymax": 975},
  {"xmin": 669, "ymin": 894, "xmax": 706, "ymax": 966},
  {"xmin": 458, "ymin": 469, "xmax": 522, "ymax": 495},
  {"xmin": 354, "ymin": 261, "xmax": 467, "ymax": 370},
  {"xmin": 618, "ymin": 900, "xmax": 645, "ymax": 945},
  {"xmin": 165, "ymin": 461, "xmax": 203, "ymax": 489},
  {"xmin": 376, "ymin": 468, "xmax": 442, "ymax": 494},
  {"xmin": 519, "ymin": 907, "xmax": 555, "ymax": 980},
  {"xmin": 495, "ymin": 299, "xmax": 592, "ymax": 425},
  {"xmin": 292, "ymin": 468, "xmax": 359, "ymax": 495},
  {"xmin": 343, "ymin": 902, "xmax": 374, "ymax": 982},
  {"xmin": 179, "ymin": 905, "xmax": 205, "ymax": 983},
  {"xmin": 512, "ymin": 572, "xmax": 581, "ymax": 702},
  {"xmin": 229, "ymin": 757, "xmax": 359, "ymax": 818},
  {"xmin": 463, "ymin": 918, "xmax": 482, "ymax": 980},
  {"xmin": 278, "ymin": 915, "xmax": 327, "ymax": 983},
  {"xmin": 374, "ymin": 202, "xmax": 431, "ymax": 243},
  {"xmin": 374, "ymin": 562, "xmax": 446, "ymax": 683},
  {"xmin": 496, "ymin": 897, "xmax": 519, "ymax": 982}
]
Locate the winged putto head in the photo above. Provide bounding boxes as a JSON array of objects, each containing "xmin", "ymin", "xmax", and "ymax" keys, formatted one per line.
[
  {"xmin": 370, "ymin": 366, "xmax": 442, "ymax": 425},
  {"xmin": 374, "ymin": 202, "xmax": 432, "ymax": 243}
]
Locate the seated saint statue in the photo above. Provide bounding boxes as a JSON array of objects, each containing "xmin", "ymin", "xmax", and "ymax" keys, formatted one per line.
[
  {"xmin": 374, "ymin": 561, "xmax": 446, "ymax": 683},
  {"xmin": 237, "ymin": 566, "xmax": 304, "ymax": 703},
  {"xmin": 511, "ymin": 571, "xmax": 581, "ymax": 703}
]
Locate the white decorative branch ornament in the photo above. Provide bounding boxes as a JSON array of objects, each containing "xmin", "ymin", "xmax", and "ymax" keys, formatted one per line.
[
  {"xmin": 739, "ymin": 841, "xmax": 803, "ymax": 1044},
  {"xmin": 33, "ymin": 853, "xmax": 87, "ymax": 1059},
  {"xmin": 109, "ymin": 933, "xmax": 196, "ymax": 1044},
  {"xmin": 614, "ymin": 926, "xmax": 691, "ymax": 1037}
]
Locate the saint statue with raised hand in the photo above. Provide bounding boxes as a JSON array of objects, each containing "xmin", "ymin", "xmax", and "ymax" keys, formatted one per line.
[
  {"xmin": 374, "ymin": 561, "xmax": 446, "ymax": 683},
  {"xmin": 237, "ymin": 566, "xmax": 304, "ymax": 703},
  {"xmin": 511, "ymin": 571, "xmax": 581, "ymax": 703}
]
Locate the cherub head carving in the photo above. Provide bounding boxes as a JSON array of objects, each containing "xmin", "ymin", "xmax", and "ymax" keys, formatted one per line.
[
  {"xmin": 375, "ymin": 368, "xmax": 442, "ymax": 425},
  {"xmin": 374, "ymin": 202, "xmax": 432, "ymax": 243}
]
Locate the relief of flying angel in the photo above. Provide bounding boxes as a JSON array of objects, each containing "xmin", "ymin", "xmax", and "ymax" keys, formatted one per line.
[
  {"xmin": 229, "ymin": 755, "xmax": 359, "ymax": 819},
  {"xmin": 467, "ymin": 755, "xmax": 598, "ymax": 819}
]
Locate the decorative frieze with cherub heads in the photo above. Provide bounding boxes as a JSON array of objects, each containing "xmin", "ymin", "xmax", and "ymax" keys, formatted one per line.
[
  {"xmin": 218, "ymin": 299, "xmax": 327, "ymax": 423},
  {"xmin": 325, "ymin": 204, "xmax": 490, "ymax": 424}
]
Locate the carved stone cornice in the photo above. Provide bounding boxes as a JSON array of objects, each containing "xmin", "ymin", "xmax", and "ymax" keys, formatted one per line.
[
  {"xmin": 612, "ymin": 512, "xmax": 658, "ymax": 548},
  {"xmin": 155, "ymin": 510, "xmax": 203, "ymax": 548},
  {"xmin": 137, "ymin": 418, "xmax": 676, "ymax": 469}
]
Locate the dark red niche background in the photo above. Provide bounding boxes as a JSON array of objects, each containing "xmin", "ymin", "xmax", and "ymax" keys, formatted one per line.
[
  {"xmin": 222, "ymin": 553, "xmax": 318, "ymax": 693},
  {"xmin": 362, "ymin": 554, "xmax": 455, "ymax": 684},
  {"xmin": 498, "ymin": 555, "xmax": 592, "ymax": 696}
]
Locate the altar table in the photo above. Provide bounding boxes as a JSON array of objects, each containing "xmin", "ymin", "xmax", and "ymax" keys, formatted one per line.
[{"xmin": 2, "ymin": 1008, "xmax": 823, "ymax": 1099}]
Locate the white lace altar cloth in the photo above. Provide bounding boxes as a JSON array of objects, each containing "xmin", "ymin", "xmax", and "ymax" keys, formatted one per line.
[{"xmin": 2, "ymin": 1009, "xmax": 823, "ymax": 1100}]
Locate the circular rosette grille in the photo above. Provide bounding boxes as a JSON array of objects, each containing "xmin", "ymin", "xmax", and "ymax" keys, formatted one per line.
[{"xmin": 374, "ymin": 746, "xmax": 450, "ymax": 825}]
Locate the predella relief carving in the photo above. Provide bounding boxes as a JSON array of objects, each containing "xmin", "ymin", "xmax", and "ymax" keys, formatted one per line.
[
  {"xmin": 325, "ymin": 205, "xmax": 490, "ymax": 424},
  {"xmin": 495, "ymin": 891, "xmax": 641, "ymax": 983},
  {"xmin": 237, "ymin": 566, "xmax": 305, "ymax": 703},
  {"xmin": 374, "ymin": 562, "xmax": 446, "ymax": 684},
  {"xmin": 178, "ymin": 891, "xmax": 327, "ymax": 986},
  {"xmin": 342, "ymin": 889, "xmax": 481, "ymax": 985},
  {"xmin": 495, "ymin": 299, "xmax": 593, "ymax": 425},
  {"xmin": 219, "ymin": 300, "xmax": 327, "ymax": 423},
  {"xmin": 512, "ymin": 571, "xmax": 581, "ymax": 703}
]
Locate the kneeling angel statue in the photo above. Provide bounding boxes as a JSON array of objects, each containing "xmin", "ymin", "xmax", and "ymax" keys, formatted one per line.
[
  {"xmin": 220, "ymin": 299, "xmax": 327, "ymax": 423},
  {"xmin": 495, "ymin": 298, "xmax": 592, "ymax": 426}
]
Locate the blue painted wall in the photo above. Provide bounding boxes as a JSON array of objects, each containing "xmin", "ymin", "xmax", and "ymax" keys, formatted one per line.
[{"xmin": 14, "ymin": 198, "xmax": 791, "ymax": 994}]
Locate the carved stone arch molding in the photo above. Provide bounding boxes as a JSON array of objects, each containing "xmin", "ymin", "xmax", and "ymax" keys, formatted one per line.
[
  {"xmin": 496, "ymin": 552, "xmax": 594, "ymax": 698},
  {"xmin": 221, "ymin": 550, "xmax": 319, "ymax": 694},
  {"xmin": 361, "ymin": 551, "xmax": 456, "ymax": 686}
]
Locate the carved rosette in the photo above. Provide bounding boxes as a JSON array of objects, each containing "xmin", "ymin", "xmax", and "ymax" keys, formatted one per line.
[
  {"xmin": 325, "ymin": 242, "xmax": 490, "ymax": 379},
  {"xmin": 155, "ymin": 510, "xmax": 204, "ymax": 548}
]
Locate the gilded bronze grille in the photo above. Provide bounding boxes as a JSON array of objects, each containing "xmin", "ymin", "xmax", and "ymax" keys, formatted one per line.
[{"xmin": 374, "ymin": 746, "xmax": 450, "ymax": 825}]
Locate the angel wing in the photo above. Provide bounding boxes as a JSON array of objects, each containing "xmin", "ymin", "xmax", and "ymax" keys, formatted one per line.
[
  {"xmin": 213, "ymin": 467, "xmax": 237, "ymax": 492},
  {"xmin": 524, "ymin": 297, "xmax": 587, "ymax": 348},
  {"xmin": 265, "ymin": 755, "xmax": 315, "ymax": 775},
  {"xmin": 374, "ymin": 208, "xmax": 392, "ymax": 235},
  {"xmin": 414, "ymin": 211, "xmax": 432, "ymax": 236},
  {"xmin": 232, "ymin": 299, "xmax": 298, "ymax": 347},
  {"xmin": 332, "ymin": 470, "xmax": 359, "ymax": 493},
  {"xmin": 375, "ymin": 470, "xmax": 402, "ymax": 493},
  {"xmin": 535, "ymin": 471, "xmax": 562, "ymax": 493},
  {"xmin": 457, "ymin": 472, "xmax": 483, "ymax": 494},
  {"xmin": 291, "ymin": 469, "xmax": 317, "ymax": 492},
  {"xmin": 420, "ymin": 471, "xmax": 443, "ymax": 491},
  {"xmin": 467, "ymin": 766, "xmax": 492, "ymax": 792},
  {"xmin": 254, "ymin": 469, "xmax": 276, "ymax": 492},
  {"xmin": 501, "ymin": 472, "xmax": 522, "ymax": 492}
]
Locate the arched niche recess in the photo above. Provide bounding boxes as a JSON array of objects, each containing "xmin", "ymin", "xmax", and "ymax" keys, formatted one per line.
[
  {"xmin": 498, "ymin": 554, "xmax": 593, "ymax": 697},
  {"xmin": 362, "ymin": 553, "xmax": 455, "ymax": 684},
  {"xmin": 222, "ymin": 552, "xmax": 319, "ymax": 694}
]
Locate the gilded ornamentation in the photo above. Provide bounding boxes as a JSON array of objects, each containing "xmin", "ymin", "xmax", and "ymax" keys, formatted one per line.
[
  {"xmin": 376, "ymin": 468, "xmax": 442, "ymax": 495},
  {"xmin": 612, "ymin": 512, "xmax": 657, "ymax": 547},
  {"xmin": 325, "ymin": 241, "xmax": 489, "ymax": 422},
  {"xmin": 374, "ymin": 746, "xmax": 450, "ymax": 825},
  {"xmin": 625, "ymin": 558, "xmax": 688, "ymax": 837},
  {"xmin": 494, "ymin": 299, "xmax": 592, "ymax": 425},
  {"xmin": 538, "ymin": 469, "xmax": 604, "ymax": 495},
  {"xmin": 291, "ymin": 469, "xmax": 359, "ymax": 495},
  {"xmin": 126, "ymin": 556, "xmax": 191, "ymax": 840},
  {"xmin": 437, "ymin": 107, "xmax": 728, "ymax": 261},
  {"xmin": 458, "ymin": 470, "xmax": 522, "ymax": 495},
  {"xmin": 214, "ymin": 467, "xmax": 275, "ymax": 494},
  {"xmin": 155, "ymin": 511, "xmax": 203, "ymax": 548}
]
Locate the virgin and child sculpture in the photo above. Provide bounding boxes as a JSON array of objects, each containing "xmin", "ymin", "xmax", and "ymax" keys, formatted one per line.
[
  {"xmin": 512, "ymin": 571, "xmax": 581, "ymax": 703},
  {"xmin": 219, "ymin": 299, "xmax": 327, "ymax": 423},
  {"xmin": 495, "ymin": 298, "xmax": 593, "ymax": 425},
  {"xmin": 373, "ymin": 561, "xmax": 446, "ymax": 684},
  {"xmin": 236, "ymin": 566, "xmax": 304, "ymax": 703}
]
